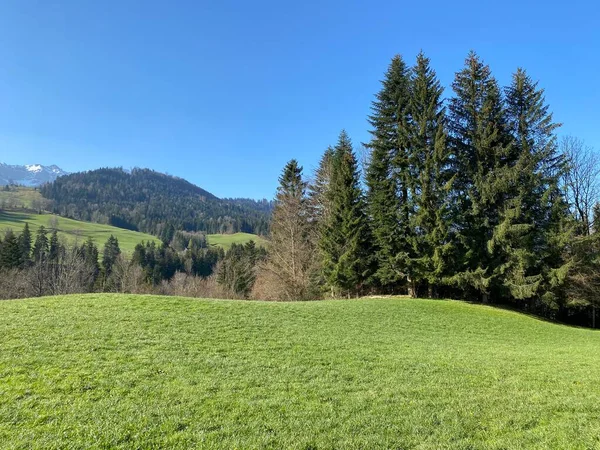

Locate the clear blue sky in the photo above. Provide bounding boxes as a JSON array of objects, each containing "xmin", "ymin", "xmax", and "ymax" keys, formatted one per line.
[{"xmin": 0, "ymin": 1, "xmax": 598, "ymax": 199}]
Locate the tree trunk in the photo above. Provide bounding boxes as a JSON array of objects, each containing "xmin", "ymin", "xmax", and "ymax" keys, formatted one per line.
[{"xmin": 482, "ymin": 292, "xmax": 489, "ymax": 304}]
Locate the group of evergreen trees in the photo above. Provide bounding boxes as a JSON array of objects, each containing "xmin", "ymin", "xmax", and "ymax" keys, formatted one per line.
[
  {"xmin": 0, "ymin": 221, "xmax": 266, "ymax": 299},
  {"xmin": 265, "ymin": 51, "xmax": 600, "ymax": 322}
]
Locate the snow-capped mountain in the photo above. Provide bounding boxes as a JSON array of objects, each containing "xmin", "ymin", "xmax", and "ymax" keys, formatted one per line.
[{"xmin": 0, "ymin": 163, "xmax": 68, "ymax": 187}]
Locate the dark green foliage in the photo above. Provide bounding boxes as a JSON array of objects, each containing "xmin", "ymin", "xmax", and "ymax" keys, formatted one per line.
[
  {"xmin": 49, "ymin": 230, "xmax": 61, "ymax": 262},
  {"xmin": 32, "ymin": 226, "xmax": 49, "ymax": 262},
  {"xmin": 131, "ymin": 241, "xmax": 183, "ymax": 285},
  {"xmin": 217, "ymin": 241, "xmax": 266, "ymax": 297},
  {"xmin": 0, "ymin": 230, "xmax": 21, "ymax": 269},
  {"xmin": 171, "ymin": 230, "xmax": 207, "ymax": 252},
  {"xmin": 184, "ymin": 247, "xmax": 222, "ymax": 278},
  {"xmin": 447, "ymin": 52, "xmax": 514, "ymax": 302},
  {"xmin": 406, "ymin": 53, "xmax": 453, "ymax": 297},
  {"xmin": 40, "ymin": 168, "xmax": 272, "ymax": 236},
  {"xmin": 102, "ymin": 235, "xmax": 121, "ymax": 277},
  {"xmin": 365, "ymin": 55, "xmax": 412, "ymax": 290},
  {"xmin": 18, "ymin": 223, "xmax": 32, "ymax": 268},
  {"xmin": 491, "ymin": 68, "xmax": 568, "ymax": 305},
  {"xmin": 82, "ymin": 237, "xmax": 100, "ymax": 281},
  {"xmin": 320, "ymin": 131, "xmax": 372, "ymax": 297}
]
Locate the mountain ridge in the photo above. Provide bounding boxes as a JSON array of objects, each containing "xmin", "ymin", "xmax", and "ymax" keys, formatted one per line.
[{"xmin": 0, "ymin": 163, "xmax": 68, "ymax": 186}]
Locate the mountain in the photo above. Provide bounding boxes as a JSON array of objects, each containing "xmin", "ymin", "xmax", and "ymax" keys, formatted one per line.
[
  {"xmin": 0, "ymin": 163, "xmax": 68, "ymax": 187},
  {"xmin": 40, "ymin": 167, "xmax": 272, "ymax": 236}
]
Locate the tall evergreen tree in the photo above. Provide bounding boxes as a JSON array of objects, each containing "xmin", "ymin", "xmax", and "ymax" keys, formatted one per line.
[
  {"xmin": 82, "ymin": 237, "xmax": 100, "ymax": 281},
  {"xmin": 18, "ymin": 223, "xmax": 32, "ymax": 268},
  {"xmin": 32, "ymin": 226, "xmax": 49, "ymax": 262},
  {"xmin": 308, "ymin": 147, "xmax": 335, "ymax": 228},
  {"xmin": 0, "ymin": 230, "xmax": 21, "ymax": 269},
  {"xmin": 48, "ymin": 230, "xmax": 61, "ymax": 262},
  {"xmin": 365, "ymin": 55, "xmax": 412, "ymax": 292},
  {"xmin": 320, "ymin": 131, "xmax": 372, "ymax": 297},
  {"xmin": 492, "ymin": 68, "xmax": 569, "ymax": 304},
  {"xmin": 448, "ymin": 52, "xmax": 513, "ymax": 302},
  {"xmin": 407, "ymin": 52, "xmax": 452, "ymax": 297},
  {"xmin": 102, "ymin": 235, "xmax": 121, "ymax": 277}
]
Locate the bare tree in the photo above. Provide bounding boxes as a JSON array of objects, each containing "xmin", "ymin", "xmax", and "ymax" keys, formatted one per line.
[
  {"xmin": 561, "ymin": 136, "xmax": 600, "ymax": 235},
  {"xmin": 259, "ymin": 160, "xmax": 320, "ymax": 301}
]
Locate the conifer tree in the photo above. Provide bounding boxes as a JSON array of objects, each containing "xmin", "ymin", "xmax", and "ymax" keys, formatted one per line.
[
  {"xmin": 83, "ymin": 237, "xmax": 100, "ymax": 281},
  {"xmin": 492, "ymin": 68, "xmax": 568, "ymax": 304},
  {"xmin": 102, "ymin": 235, "xmax": 121, "ymax": 276},
  {"xmin": 49, "ymin": 230, "xmax": 61, "ymax": 261},
  {"xmin": 18, "ymin": 223, "xmax": 32, "ymax": 268},
  {"xmin": 365, "ymin": 55, "xmax": 412, "ymax": 292},
  {"xmin": 0, "ymin": 230, "xmax": 21, "ymax": 269},
  {"xmin": 407, "ymin": 52, "xmax": 452, "ymax": 297},
  {"xmin": 448, "ymin": 52, "xmax": 513, "ymax": 302},
  {"xmin": 320, "ymin": 131, "xmax": 371, "ymax": 297},
  {"xmin": 32, "ymin": 226, "xmax": 49, "ymax": 262},
  {"xmin": 308, "ymin": 147, "xmax": 335, "ymax": 228}
]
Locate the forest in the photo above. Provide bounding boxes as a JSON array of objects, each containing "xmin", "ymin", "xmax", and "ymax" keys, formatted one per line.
[
  {"xmin": 39, "ymin": 167, "xmax": 272, "ymax": 236},
  {"xmin": 259, "ymin": 52, "xmax": 600, "ymax": 325},
  {"xmin": 2, "ymin": 51, "xmax": 600, "ymax": 327}
]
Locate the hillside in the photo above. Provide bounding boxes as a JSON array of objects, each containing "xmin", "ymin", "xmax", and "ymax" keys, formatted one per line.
[
  {"xmin": 0, "ymin": 210, "xmax": 160, "ymax": 254},
  {"xmin": 0, "ymin": 210, "xmax": 264, "ymax": 253},
  {"xmin": 1, "ymin": 295, "xmax": 599, "ymax": 449},
  {"xmin": 40, "ymin": 167, "xmax": 272, "ymax": 236}
]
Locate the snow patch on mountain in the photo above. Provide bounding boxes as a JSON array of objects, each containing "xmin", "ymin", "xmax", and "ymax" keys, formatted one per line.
[{"xmin": 0, "ymin": 163, "xmax": 68, "ymax": 187}]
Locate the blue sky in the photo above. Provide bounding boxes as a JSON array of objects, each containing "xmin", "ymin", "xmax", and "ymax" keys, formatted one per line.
[{"xmin": 0, "ymin": 0, "xmax": 598, "ymax": 199}]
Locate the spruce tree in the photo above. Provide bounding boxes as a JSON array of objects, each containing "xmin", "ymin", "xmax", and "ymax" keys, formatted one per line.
[
  {"xmin": 18, "ymin": 223, "xmax": 32, "ymax": 268},
  {"xmin": 0, "ymin": 230, "xmax": 21, "ymax": 269},
  {"xmin": 365, "ymin": 54, "xmax": 413, "ymax": 292},
  {"xmin": 32, "ymin": 226, "xmax": 49, "ymax": 262},
  {"xmin": 49, "ymin": 230, "xmax": 61, "ymax": 261},
  {"xmin": 407, "ymin": 52, "xmax": 452, "ymax": 297},
  {"xmin": 492, "ymin": 68, "xmax": 568, "ymax": 304},
  {"xmin": 308, "ymin": 147, "xmax": 335, "ymax": 228},
  {"xmin": 448, "ymin": 52, "xmax": 513, "ymax": 302},
  {"xmin": 102, "ymin": 235, "xmax": 121, "ymax": 276},
  {"xmin": 320, "ymin": 131, "xmax": 371, "ymax": 297}
]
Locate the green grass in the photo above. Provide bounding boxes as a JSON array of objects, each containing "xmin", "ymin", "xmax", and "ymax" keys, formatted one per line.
[
  {"xmin": 1, "ymin": 295, "xmax": 599, "ymax": 449},
  {"xmin": 0, "ymin": 187, "xmax": 45, "ymax": 209},
  {"xmin": 207, "ymin": 232, "xmax": 268, "ymax": 250},
  {"xmin": 0, "ymin": 210, "xmax": 160, "ymax": 254}
]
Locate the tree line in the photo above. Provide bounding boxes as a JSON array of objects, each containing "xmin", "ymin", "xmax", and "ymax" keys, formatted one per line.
[
  {"xmin": 259, "ymin": 52, "xmax": 600, "ymax": 326},
  {"xmin": 0, "ymin": 222, "xmax": 266, "ymax": 301},
  {"xmin": 40, "ymin": 168, "xmax": 272, "ymax": 236}
]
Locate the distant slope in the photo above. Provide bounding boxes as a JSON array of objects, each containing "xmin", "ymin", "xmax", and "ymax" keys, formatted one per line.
[
  {"xmin": 40, "ymin": 167, "xmax": 272, "ymax": 236},
  {"xmin": 0, "ymin": 162, "xmax": 68, "ymax": 186},
  {"xmin": 0, "ymin": 210, "xmax": 159, "ymax": 254},
  {"xmin": 1, "ymin": 295, "xmax": 599, "ymax": 448},
  {"xmin": 0, "ymin": 186, "xmax": 49, "ymax": 210},
  {"xmin": 207, "ymin": 232, "xmax": 268, "ymax": 250}
]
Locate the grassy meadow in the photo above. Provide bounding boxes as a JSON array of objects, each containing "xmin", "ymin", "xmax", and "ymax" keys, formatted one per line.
[
  {"xmin": 207, "ymin": 232, "xmax": 268, "ymax": 250},
  {"xmin": 0, "ymin": 210, "xmax": 160, "ymax": 254},
  {"xmin": 1, "ymin": 295, "xmax": 599, "ymax": 449}
]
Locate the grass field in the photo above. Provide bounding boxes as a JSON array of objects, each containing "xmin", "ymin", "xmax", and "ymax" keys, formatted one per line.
[
  {"xmin": 0, "ymin": 187, "xmax": 46, "ymax": 210},
  {"xmin": 0, "ymin": 210, "xmax": 160, "ymax": 254},
  {"xmin": 207, "ymin": 232, "xmax": 268, "ymax": 250},
  {"xmin": 1, "ymin": 296, "xmax": 599, "ymax": 449}
]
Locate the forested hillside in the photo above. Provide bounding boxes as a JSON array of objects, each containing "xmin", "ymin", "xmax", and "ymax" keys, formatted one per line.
[{"xmin": 40, "ymin": 168, "xmax": 272, "ymax": 236}]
